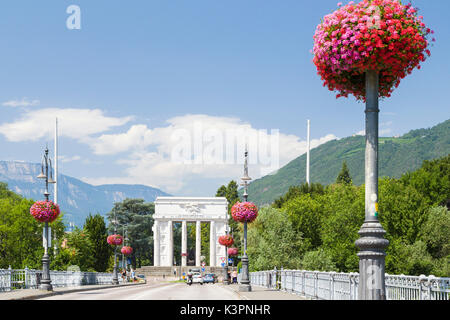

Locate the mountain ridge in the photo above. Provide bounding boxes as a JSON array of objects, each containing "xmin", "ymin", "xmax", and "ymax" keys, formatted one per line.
[
  {"xmin": 242, "ymin": 119, "xmax": 450, "ymax": 206},
  {"xmin": 0, "ymin": 161, "xmax": 170, "ymax": 226}
]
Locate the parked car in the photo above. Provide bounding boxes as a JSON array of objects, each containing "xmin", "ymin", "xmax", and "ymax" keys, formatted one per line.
[
  {"xmin": 203, "ymin": 273, "xmax": 215, "ymax": 284},
  {"xmin": 192, "ymin": 272, "xmax": 203, "ymax": 285},
  {"xmin": 136, "ymin": 274, "xmax": 147, "ymax": 284}
]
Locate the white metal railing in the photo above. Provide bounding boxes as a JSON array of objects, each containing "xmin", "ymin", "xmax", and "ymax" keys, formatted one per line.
[
  {"xmin": 0, "ymin": 267, "xmax": 123, "ymax": 292},
  {"xmin": 249, "ymin": 269, "xmax": 449, "ymax": 300}
]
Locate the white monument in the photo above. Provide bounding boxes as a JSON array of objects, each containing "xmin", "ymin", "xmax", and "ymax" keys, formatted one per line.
[{"xmin": 152, "ymin": 197, "xmax": 229, "ymax": 267}]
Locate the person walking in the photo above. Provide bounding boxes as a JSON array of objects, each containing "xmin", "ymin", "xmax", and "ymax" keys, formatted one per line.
[{"xmin": 231, "ymin": 270, "xmax": 238, "ymax": 284}]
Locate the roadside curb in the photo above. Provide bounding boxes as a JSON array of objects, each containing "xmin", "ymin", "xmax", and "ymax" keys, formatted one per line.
[{"xmin": 8, "ymin": 282, "xmax": 146, "ymax": 300}]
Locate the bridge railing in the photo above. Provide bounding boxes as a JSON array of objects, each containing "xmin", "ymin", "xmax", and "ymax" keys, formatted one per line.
[
  {"xmin": 249, "ymin": 269, "xmax": 449, "ymax": 300},
  {"xmin": 0, "ymin": 267, "xmax": 122, "ymax": 292}
]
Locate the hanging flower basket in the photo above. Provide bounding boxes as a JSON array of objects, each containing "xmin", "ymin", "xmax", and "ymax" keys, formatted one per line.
[
  {"xmin": 107, "ymin": 234, "xmax": 123, "ymax": 246},
  {"xmin": 218, "ymin": 234, "xmax": 234, "ymax": 247},
  {"xmin": 227, "ymin": 247, "xmax": 239, "ymax": 256},
  {"xmin": 121, "ymin": 246, "xmax": 133, "ymax": 255},
  {"xmin": 231, "ymin": 202, "xmax": 258, "ymax": 223},
  {"xmin": 313, "ymin": 0, "xmax": 434, "ymax": 101},
  {"xmin": 30, "ymin": 200, "xmax": 60, "ymax": 223}
]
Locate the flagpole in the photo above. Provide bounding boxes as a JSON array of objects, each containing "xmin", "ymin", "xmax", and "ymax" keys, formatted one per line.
[
  {"xmin": 306, "ymin": 119, "xmax": 310, "ymax": 185},
  {"xmin": 54, "ymin": 117, "xmax": 58, "ymax": 204}
]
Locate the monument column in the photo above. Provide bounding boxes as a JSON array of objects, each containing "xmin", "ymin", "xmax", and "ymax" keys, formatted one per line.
[
  {"xmin": 153, "ymin": 220, "xmax": 160, "ymax": 266},
  {"xmin": 210, "ymin": 220, "xmax": 216, "ymax": 267},
  {"xmin": 196, "ymin": 221, "xmax": 201, "ymax": 266},
  {"xmin": 168, "ymin": 220, "xmax": 174, "ymax": 268},
  {"xmin": 181, "ymin": 220, "xmax": 187, "ymax": 266}
]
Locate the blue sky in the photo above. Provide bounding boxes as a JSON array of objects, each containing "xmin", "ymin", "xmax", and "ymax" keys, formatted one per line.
[{"xmin": 0, "ymin": 0, "xmax": 449, "ymax": 196}]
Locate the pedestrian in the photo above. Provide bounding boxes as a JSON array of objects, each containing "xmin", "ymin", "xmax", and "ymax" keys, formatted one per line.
[
  {"xmin": 232, "ymin": 270, "xmax": 238, "ymax": 284},
  {"xmin": 121, "ymin": 269, "xmax": 126, "ymax": 282}
]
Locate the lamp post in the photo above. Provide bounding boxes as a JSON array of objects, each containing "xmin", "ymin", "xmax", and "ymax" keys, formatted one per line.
[
  {"xmin": 239, "ymin": 146, "xmax": 252, "ymax": 292},
  {"xmin": 121, "ymin": 226, "xmax": 129, "ymax": 272},
  {"xmin": 222, "ymin": 226, "xmax": 231, "ymax": 285},
  {"xmin": 355, "ymin": 71, "xmax": 389, "ymax": 300},
  {"xmin": 111, "ymin": 214, "xmax": 120, "ymax": 285},
  {"xmin": 36, "ymin": 146, "xmax": 56, "ymax": 291}
]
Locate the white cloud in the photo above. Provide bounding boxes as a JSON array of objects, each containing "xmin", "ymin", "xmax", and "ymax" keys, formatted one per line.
[
  {"xmin": 59, "ymin": 155, "xmax": 81, "ymax": 163},
  {"xmin": 1, "ymin": 108, "xmax": 338, "ymax": 194},
  {"xmin": 0, "ymin": 108, "xmax": 133, "ymax": 142},
  {"xmin": 2, "ymin": 98, "xmax": 40, "ymax": 107},
  {"xmin": 84, "ymin": 114, "xmax": 338, "ymax": 193}
]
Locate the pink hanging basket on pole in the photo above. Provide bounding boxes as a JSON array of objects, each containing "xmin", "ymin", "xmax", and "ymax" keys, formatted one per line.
[
  {"xmin": 312, "ymin": 0, "xmax": 434, "ymax": 101},
  {"xmin": 231, "ymin": 202, "xmax": 258, "ymax": 223},
  {"xmin": 121, "ymin": 246, "xmax": 133, "ymax": 256},
  {"xmin": 218, "ymin": 234, "xmax": 234, "ymax": 247},
  {"xmin": 107, "ymin": 234, "xmax": 123, "ymax": 246},
  {"xmin": 227, "ymin": 247, "xmax": 239, "ymax": 256},
  {"xmin": 30, "ymin": 200, "xmax": 60, "ymax": 223}
]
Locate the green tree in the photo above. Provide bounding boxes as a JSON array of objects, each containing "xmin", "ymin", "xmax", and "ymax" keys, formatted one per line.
[
  {"xmin": 378, "ymin": 178, "xmax": 428, "ymax": 244},
  {"xmin": 336, "ymin": 161, "xmax": 352, "ymax": 185},
  {"xmin": 320, "ymin": 184, "xmax": 364, "ymax": 272},
  {"xmin": 247, "ymin": 207, "xmax": 304, "ymax": 271},
  {"xmin": 106, "ymin": 198, "xmax": 155, "ymax": 268},
  {"xmin": 0, "ymin": 183, "xmax": 65, "ymax": 269},
  {"xmin": 401, "ymin": 155, "xmax": 450, "ymax": 208},
  {"xmin": 385, "ymin": 239, "xmax": 435, "ymax": 276},
  {"xmin": 62, "ymin": 227, "xmax": 95, "ymax": 271},
  {"xmin": 273, "ymin": 182, "xmax": 325, "ymax": 208},
  {"xmin": 420, "ymin": 206, "xmax": 449, "ymax": 259},
  {"xmin": 301, "ymin": 249, "xmax": 337, "ymax": 272},
  {"xmin": 84, "ymin": 214, "xmax": 112, "ymax": 272},
  {"xmin": 282, "ymin": 193, "xmax": 326, "ymax": 250}
]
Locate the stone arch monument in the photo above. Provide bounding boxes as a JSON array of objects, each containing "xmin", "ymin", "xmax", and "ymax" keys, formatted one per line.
[{"xmin": 152, "ymin": 197, "xmax": 229, "ymax": 267}]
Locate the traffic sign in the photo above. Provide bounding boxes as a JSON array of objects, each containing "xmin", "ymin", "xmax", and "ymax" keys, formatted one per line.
[
  {"xmin": 201, "ymin": 267, "xmax": 205, "ymax": 272},
  {"xmin": 221, "ymin": 263, "xmax": 225, "ymax": 267},
  {"xmin": 221, "ymin": 257, "xmax": 226, "ymax": 262}
]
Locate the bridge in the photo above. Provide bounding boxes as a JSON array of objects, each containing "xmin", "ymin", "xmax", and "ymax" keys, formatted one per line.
[{"xmin": 1, "ymin": 266, "xmax": 448, "ymax": 301}]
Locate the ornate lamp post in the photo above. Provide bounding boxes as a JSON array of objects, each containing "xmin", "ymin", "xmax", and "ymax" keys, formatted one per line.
[
  {"xmin": 354, "ymin": 71, "xmax": 390, "ymax": 300},
  {"xmin": 35, "ymin": 146, "xmax": 57, "ymax": 291},
  {"xmin": 108, "ymin": 213, "xmax": 124, "ymax": 285},
  {"xmin": 312, "ymin": 0, "xmax": 433, "ymax": 299},
  {"xmin": 239, "ymin": 147, "xmax": 252, "ymax": 292},
  {"xmin": 218, "ymin": 233, "xmax": 233, "ymax": 285}
]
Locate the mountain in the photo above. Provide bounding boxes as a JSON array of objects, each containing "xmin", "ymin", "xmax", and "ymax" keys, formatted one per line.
[
  {"xmin": 242, "ymin": 119, "xmax": 450, "ymax": 206},
  {"xmin": 0, "ymin": 161, "xmax": 170, "ymax": 226}
]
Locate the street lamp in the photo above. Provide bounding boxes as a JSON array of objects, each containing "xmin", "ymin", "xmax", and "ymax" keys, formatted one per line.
[
  {"xmin": 239, "ymin": 146, "xmax": 252, "ymax": 292},
  {"xmin": 36, "ymin": 146, "xmax": 56, "ymax": 291},
  {"xmin": 218, "ymin": 230, "xmax": 233, "ymax": 285},
  {"xmin": 354, "ymin": 71, "xmax": 389, "ymax": 299},
  {"xmin": 121, "ymin": 226, "xmax": 129, "ymax": 271},
  {"xmin": 110, "ymin": 215, "xmax": 121, "ymax": 285}
]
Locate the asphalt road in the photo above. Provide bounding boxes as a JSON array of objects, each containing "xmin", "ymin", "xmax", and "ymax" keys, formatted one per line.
[{"xmin": 39, "ymin": 282, "xmax": 241, "ymax": 300}]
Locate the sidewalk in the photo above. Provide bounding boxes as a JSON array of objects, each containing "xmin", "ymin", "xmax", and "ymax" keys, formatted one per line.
[
  {"xmin": 220, "ymin": 283, "xmax": 308, "ymax": 300},
  {"xmin": 0, "ymin": 282, "xmax": 145, "ymax": 300}
]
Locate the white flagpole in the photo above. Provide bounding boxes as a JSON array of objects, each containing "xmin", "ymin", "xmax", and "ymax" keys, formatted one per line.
[
  {"xmin": 306, "ymin": 119, "xmax": 310, "ymax": 185},
  {"xmin": 54, "ymin": 117, "xmax": 58, "ymax": 204}
]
